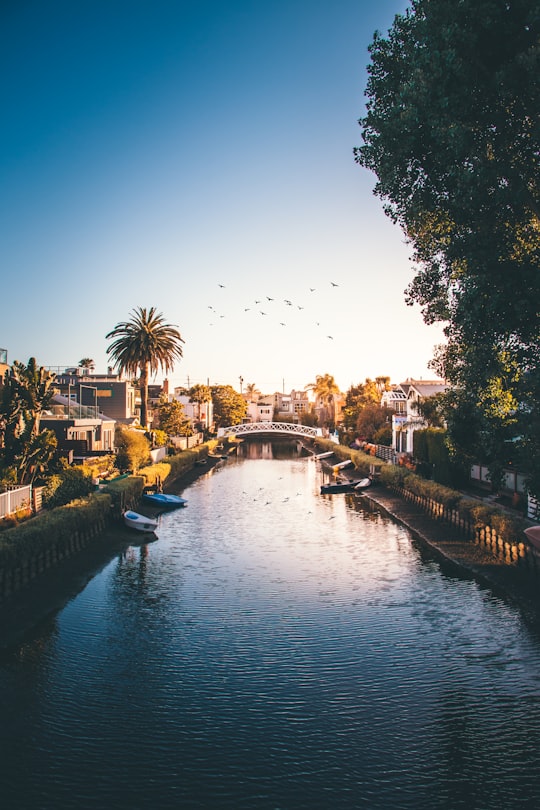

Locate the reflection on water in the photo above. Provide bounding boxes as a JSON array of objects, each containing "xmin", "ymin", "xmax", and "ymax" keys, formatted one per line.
[{"xmin": 2, "ymin": 442, "xmax": 540, "ymax": 809}]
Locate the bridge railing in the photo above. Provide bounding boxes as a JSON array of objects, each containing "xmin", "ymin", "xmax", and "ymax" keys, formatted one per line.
[{"xmin": 217, "ymin": 421, "xmax": 323, "ymax": 439}]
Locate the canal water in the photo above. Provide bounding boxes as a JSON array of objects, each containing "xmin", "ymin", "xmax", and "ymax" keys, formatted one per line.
[{"xmin": 2, "ymin": 442, "xmax": 540, "ymax": 809}]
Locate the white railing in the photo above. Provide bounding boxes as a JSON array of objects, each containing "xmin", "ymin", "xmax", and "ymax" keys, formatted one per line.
[
  {"xmin": 218, "ymin": 422, "xmax": 322, "ymax": 439},
  {"xmin": 0, "ymin": 485, "xmax": 32, "ymax": 519}
]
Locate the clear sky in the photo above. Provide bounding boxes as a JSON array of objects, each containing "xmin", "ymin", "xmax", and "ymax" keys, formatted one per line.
[{"xmin": 1, "ymin": 0, "xmax": 445, "ymax": 395}]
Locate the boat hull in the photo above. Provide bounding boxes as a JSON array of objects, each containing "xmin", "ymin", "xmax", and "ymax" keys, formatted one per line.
[
  {"xmin": 124, "ymin": 510, "xmax": 159, "ymax": 533},
  {"xmin": 321, "ymin": 482, "xmax": 356, "ymax": 494},
  {"xmin": 525, "ymin": 526, "xmax": 540, "ymax": 551},
  {"xmin": 142, "ymin": 493, "xmax": 187, "ymax": 509}
]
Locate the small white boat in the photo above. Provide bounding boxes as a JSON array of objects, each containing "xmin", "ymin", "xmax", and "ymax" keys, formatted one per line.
[
  {"xmin": 524, "ymin": 526, "xmax": 540, "ymax": 551},
  {"xmin": 313, "ymin": 451, "xmax": 334, "ymax": 460},
  {"xmin": 354, "ymin": 477, "xmax": 372, "ymax": 490},
  {"xmin": 333, "ymin": 459, "xmax": 354, "ymax": 471},
  {"xmin": 123, "ymin": 510, "xmax": 158, "ymax": 533}
]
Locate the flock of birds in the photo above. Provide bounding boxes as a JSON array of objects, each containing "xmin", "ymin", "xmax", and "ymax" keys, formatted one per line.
[{"xmin": 205, "ymin": 281, "xmax": 343, "ymax": 341}]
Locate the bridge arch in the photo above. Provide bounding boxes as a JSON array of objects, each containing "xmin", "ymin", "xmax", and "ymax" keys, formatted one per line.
[{"xmin": 217, "ymin": 421, "xmax": 323, "ymax": 439}]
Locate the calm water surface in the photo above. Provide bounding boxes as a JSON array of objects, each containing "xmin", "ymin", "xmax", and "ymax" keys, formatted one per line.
[{"xmin": 2, "ymin": 443, "xmax": 540, "ymax": 809}]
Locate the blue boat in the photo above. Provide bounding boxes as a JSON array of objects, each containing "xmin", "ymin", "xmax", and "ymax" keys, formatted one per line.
[{"xmin": 142, "ymin": 492, "xmax": 187, "ymax": 509}]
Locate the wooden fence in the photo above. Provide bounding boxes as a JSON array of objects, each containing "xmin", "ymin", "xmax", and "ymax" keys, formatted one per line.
[
  {"xmin": 0, "ymin": 486, "xmax": 32, "ymax": 519},
  {"xmin": 391, "ymin": 483, "xmax": 538, "ymax": 574}
]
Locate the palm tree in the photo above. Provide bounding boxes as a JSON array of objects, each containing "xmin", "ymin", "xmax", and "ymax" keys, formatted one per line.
[
  {"xmin": 245, "ymin": 383, "xmax": 260, "ymax": 402},
  {"xmin": 78, "ymin": 358, "xmax": 95, "ymax": 374},
  {"xmin": 106, "ymin": 307, "xmax": 184, "ymax": 428},
  {"xmin": 306, "ymin": 373, "xmax": 340, "ymax": 429},
  {"xmin": 189, "ymin": 384, "xmax": 212, "ymax": 430},
  {"xmin": 0, "ymin": 358, "xmax": 58, "ymax": 483}
]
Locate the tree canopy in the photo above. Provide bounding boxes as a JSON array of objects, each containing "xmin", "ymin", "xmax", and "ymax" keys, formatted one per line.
[
  {"xmin": 0, "ymin": 358, "xmax": 58, "ymax": 484},
  {"xmin": 355, "ymin": 0, "xmax": 540, "ymax": 494},
  {"xmin": 211, "ymin": 385, "xmax": 247, "ymax": 428}
]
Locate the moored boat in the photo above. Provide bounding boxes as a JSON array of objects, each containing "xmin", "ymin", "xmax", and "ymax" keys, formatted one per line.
[
  {"xmin": 354, "ymin": 477, "xmax": 372, "ymax": 490},
  {"xmin": 142, "ymin": 492, "xmax": 187, "ymax": 509},
  {"xmin": 524, "ymin": 526, "xmax": 540, "ymax": 551},
  {"xmin": 321, "ymin": 480, "xmax": 357, "ymax": 494},
  {"xmin": 123, "ymin": 510, "xmax": 159, "ymax": 533}
]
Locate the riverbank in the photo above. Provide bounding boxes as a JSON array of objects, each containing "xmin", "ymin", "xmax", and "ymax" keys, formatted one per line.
[
  {"xmin": 0, "ymin": 454, "xmax": 227, "ymax": 651},
  {"xmin": 362, "ymin": 484, "xmax": 540, "ymax": 626}
]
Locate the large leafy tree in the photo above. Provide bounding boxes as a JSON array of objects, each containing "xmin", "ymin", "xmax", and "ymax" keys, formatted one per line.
[
  {"xmin": 355, "ymin": 0, "xmax": 540, "ymax": 494},
  {"xmin": 211, "ymin": 385, "xmax": 247, "ymax": 428},
  {"xmin": 106, "ymin": 307, "xmax": 184, "ymax": 429},
  {"xmin": 0, "ymin": 358, "xmax": 58, "ymax": 484},
  {"xmin": 342, "ymin": 377, "xmax": 391, "ymax": 432},
  {"xmin": 156, "ymin": 397, "xmax": 192, "ymax": 437}
]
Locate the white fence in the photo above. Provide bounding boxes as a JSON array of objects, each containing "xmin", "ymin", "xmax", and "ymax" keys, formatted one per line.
[{"xmin": 0, "ymin": 485, "xmax": 32, "ymax": 519}]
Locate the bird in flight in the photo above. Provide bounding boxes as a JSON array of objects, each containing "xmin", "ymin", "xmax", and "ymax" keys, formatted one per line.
[
  {"xmin": 284, "ymin": 299, "xmax": 292, "ymax": 306},
  {"xmin": 280, "ymin": 322, "xmax": 286, "ymax": 326},
  {"xmin": 219, "ymin": 284, "xmax": 225, "ymax": 288},
  {"xmin": 310, "ymin": 287, "xmax": 316, "ymax": 292},
  {"xmin": 330, "ymin": 282, "xmax": 339, "ymax": 287},
  {"xmin": 244, "ymin": 307, "xmax": 250, "ymax": 312},
  {"xmin": 260, "ymin": 311, "xmax": 267, "ymax": 315},
  {"xmin": 266, "ymin": 296, "xmax": 274, "ymax": 301},
  {"xmin": 327, "ymin": 335, "xmax": 334, "ymax": 340}
]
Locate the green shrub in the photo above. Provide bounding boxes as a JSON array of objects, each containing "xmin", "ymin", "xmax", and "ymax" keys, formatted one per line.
[
  {"xmin": 0, "ymin": 493, "xmax": 112, "ymax": 568},
  {"xmin": 43, "ymin": 466, "xmax": 94, "ymax": 508}
]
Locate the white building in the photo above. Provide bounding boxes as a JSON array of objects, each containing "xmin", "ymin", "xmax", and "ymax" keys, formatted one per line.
[
  {"xmin": 172, "ymin": 390, "xmax": 214, "ymax": 432},
  {"xmin": 385, "ymin": 379, "xmax": 447, "ymax": 454}
]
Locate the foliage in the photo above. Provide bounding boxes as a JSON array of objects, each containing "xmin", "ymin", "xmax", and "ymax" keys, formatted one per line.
[
  {"xmin": 188, "ymin": 383, "xmax": 212, "ymax": 430},
  {"xmin": 411, "ymin": 394, "xmax": 445, "ymax": 428},
  {"xmin": 80, "ymin": 455, "xmax": 118, "ymax": 480},
  {"xmin": 244, "ymin": 383, "xmax": 260, "ymax": 402},
  {"xmin": 211, "ymin": 385, "xmax": 247, "ymax": 427},
  {"xmin": 0, "ymin": 358, "xmax": 58, "ymax": 484},
  {"xmin": 102, "ymin": 476, "xmax": 145, "ymax": 514},
  {"xmin": 306, "ymin": 373, "xmax": 340, "ymax": 429},
  {"xmin": 355, "ymin": 0, "xmax": 540, "ymax": 496},
  {"xmin": 114, "ymin": 426, "xmax": 151, "ymax": 473},
  {"xmin": 0, "ymin": 493, "xmax": 112, "ymax": 569},
  {"xmin": 106, "ymin": 307, "xmax": 184, "ymax": 428},
  {"xmin": 43, "ymin": 466, "xmax": 94, "ymax": 508},
  {"xmin": 342, "ymin": 377, "xmax": 391, "ymax": 432},
  {"xmin": 356, "ymin": 404, "xmax": 394, "ymax": 443},
  {"xmin": 373, "ymin": 425, "xmax": 392, "ymax": 446},
  {"xmin": 156, "ymin": 398, "xmax": 191, "ymax": 436},
  {"xmin": 78, "ymin": 358, "xmax": 95, "ymax": 373}
]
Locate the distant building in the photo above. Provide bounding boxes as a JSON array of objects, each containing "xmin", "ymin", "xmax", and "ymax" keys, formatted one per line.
[
  {"xmin": 387, "ymin": 379, "xmax": 448, "ymax": 454},
  {"xmin": 273, "ymin": 389, "xmax": 310, "ymax": 422},
  {"xmin": 42, "ymin": 394, "xmax": 116, "ymax": 460},
  {"xmin": 172, "ymin": 388, "xmax": 214, "ymax": 432},
  {"xmin": 53, "ymin": 368, "xmax": 139, "ymax": 425},
  {"xmin": 0, "ymin": 348, "xmax": 8, "ymax": 385}
]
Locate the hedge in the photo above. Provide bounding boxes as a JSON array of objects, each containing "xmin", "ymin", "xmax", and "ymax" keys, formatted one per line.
[{"xmin": 0, "ymin": 493, "xmax": 112, "ymax": 568}]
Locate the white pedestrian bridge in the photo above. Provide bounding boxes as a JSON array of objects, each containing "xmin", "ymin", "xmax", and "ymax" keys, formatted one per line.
[{"xmin": 217, "ymin": 421, "xmax": 323, "ymax": 439}]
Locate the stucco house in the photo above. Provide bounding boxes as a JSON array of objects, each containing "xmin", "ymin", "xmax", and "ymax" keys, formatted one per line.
[{"xmin": 385, "ymin": 379, "xmax": 448, "ymax": 454}]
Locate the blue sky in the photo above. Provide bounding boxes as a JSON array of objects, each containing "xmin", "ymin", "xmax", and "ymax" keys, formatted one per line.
[{"xmin": 1, "ymin": 0, "xmax": 445, "ymax": 394}]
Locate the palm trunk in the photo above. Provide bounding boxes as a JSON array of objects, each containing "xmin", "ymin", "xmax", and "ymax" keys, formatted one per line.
[{"xmin": 140, "ymin": 366, "xmax": 149, "ymax": 428}]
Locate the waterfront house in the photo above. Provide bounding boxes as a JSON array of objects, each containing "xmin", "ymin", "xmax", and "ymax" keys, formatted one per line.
[
  {"xmin": 387, "ymin": 379, "xmax": 448, "ymax": 454},
  {"xmin": 41, "ymin": 394, "xmax": 116, "ymax": 461}
]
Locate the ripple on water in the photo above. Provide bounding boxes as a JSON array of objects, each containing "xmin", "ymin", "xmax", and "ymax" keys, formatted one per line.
[{"xmin": 2, "ymin": 453, "xmax": 540, "ymax": 809}]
